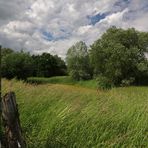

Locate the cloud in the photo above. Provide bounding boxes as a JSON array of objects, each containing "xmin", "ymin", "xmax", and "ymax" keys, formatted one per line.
[
  {"xmin": 98, "ymin": 8, "xmax": 129, "ymax": 27},
  {"xmin": 0, "ymin": 0, "xmax": 148, "ymax": 58}
]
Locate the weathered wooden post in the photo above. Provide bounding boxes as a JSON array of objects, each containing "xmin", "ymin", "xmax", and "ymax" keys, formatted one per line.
[
  {"xmin": 0, "ymin": 45, "xmax": 3, "ymax": 147},
  {"xmin": 1, "ymin": 92, "xmax": 26, "ymax": 148}
]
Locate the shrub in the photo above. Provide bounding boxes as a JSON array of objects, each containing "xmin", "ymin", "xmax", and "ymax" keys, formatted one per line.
[
  {"xmin": 96, "ymin": 76, "xmax": 113, "ymax": 90},
  {"xmin": 120, "ymin": 77, "xmax": 135, "ymax": 87}
]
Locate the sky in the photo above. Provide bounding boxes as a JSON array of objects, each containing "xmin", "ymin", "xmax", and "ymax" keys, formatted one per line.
[{"xmin": 0, "ymin": 0, "xmax": 148, "ymax": 58}]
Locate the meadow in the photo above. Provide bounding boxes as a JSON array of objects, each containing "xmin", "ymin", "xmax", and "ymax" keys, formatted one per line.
[
  {"xmin": 2, "ymin": 77, "xmax": 148, "ymax": 147},
  {"xmin": 27, "ymin": 76, "xmax": 97, "ymax": 89}
]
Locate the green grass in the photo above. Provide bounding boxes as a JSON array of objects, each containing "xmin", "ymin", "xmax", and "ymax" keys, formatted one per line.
[
  {"xmin": 27, "ymin": 76, "xmax": 97, "ymax": 89},
  {"xmin": 2, "ymin": 79, "xmax": 148, "ymax": 147}
]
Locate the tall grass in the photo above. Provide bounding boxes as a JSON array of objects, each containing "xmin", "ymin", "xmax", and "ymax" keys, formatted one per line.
[{"xmin": 2, "ymin": 79, "xmax": 148, "ymax": 147}]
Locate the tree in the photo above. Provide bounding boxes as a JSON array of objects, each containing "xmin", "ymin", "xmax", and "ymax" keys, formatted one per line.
[
  {"xmin": 32, "ymin": 53, "xmax": 67, "ymax": 77},
  {"xmin": 1, "ymin": 48, "xmax": 14, "ymax": 57},
  {"xmin": 2, "ymin": 50, "xmax": 34, "ymax": 80},
  {"xmin": 90, "ymin": 27, "xmax": 148, "ymax": 85},
  {"xmin": 1, "ymin": 47, "xmax": 67, "ymax": 79},
  {"xmin": 66, "ymin": 41, "xmax": 92, "ymax": 80},
  {"xmin": 53, "ymin": 55, "xmax": 67, "ymax": 76}
]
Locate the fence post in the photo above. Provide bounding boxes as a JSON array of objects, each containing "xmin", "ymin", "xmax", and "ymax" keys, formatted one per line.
[
  {"xmin": 0, "ymin": 45, "xmax": 2, "ymax": 147},
  {"xmin": 1, "ymin": 92, "xmax": 26, "ymax": 148}
]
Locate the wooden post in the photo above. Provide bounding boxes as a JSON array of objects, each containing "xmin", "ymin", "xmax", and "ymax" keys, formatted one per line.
[
  {"xmin": 1, "ymin": 92, "xmax": 26, "ymax": 148},
  {"xmin": 0, "ymin": 45, "xmax": 2, "ymax": 147}
]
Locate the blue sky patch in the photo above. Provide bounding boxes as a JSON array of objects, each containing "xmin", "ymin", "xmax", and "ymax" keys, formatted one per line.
[
  {"xmin": 42, "ymin": 29, "xmax": 70, "ymax": 41},
  {"xmin": 42, "ymin": 31, "xmax": 53, "ymax": 41},
  {"xmin": 88, "ymin": 13, "xmax": 107, "ymax": 25}
]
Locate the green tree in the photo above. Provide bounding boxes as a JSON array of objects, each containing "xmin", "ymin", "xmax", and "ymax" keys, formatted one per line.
[
  {"xmin": 90, "ymin": 27, "xmax": 148, "ymax": 85},
  {"xmin": 1, "ymin": 47, "xmax": 14, "ymax": 57},
  {"xmin": 66, "ymin": 41, "xmax": 92, "ymax": 80},
  {"xmin": 2, "ymin": 50, "xmax": 33, "ymax": 80},
  {"xmin": 32, "ymin": 53, "xmax": 67, "ymax": 77},
  {"xmin": 53, "ymin": 55, "xmax": 67, "ymax": 75}
]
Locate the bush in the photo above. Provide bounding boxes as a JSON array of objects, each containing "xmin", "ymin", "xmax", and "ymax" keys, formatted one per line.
[
  {"xmin": 120, "ymin": 77, "xmax": 135, "ymax": 87},
  {"xmin": 96, "ymin": 76, "xmax": 113, "ymax": 90}
]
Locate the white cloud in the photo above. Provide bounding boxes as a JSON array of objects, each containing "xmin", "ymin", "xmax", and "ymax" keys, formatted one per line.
[
  {"xmin": 100, "ymin": 8, "xmax": 128, "ymax": 25},
  {"xmin": 0, "ymin": 0, "xmax": 148, "ymax": 59}
]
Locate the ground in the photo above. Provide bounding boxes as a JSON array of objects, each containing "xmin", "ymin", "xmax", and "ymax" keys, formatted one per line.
[{"xmin": 1, "ymin": 77, "xmax": 148, "ymax": 147}]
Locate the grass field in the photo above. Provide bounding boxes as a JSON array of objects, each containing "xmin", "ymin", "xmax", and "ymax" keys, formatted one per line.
[{"xmin": 2, "ymin": 78, "xmax": 148, "ymax": 147}]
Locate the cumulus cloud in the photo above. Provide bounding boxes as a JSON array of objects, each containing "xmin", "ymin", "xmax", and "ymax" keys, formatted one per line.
[{"xmin": 0, "ymin": 0, "xmax": 148, "ymax": 58}]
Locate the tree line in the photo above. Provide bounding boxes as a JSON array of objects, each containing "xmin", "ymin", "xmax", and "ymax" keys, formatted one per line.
[
  {"xmin": 1, "ymin": 27, "xmax": 148, "ymax": 86},
  {"xmin": 1, "ymin": 47, "xmax": 67, "ymax": 80},
  {"xmin": 66, "ymin": 27, "xmax": 148, "ymax": 86}
]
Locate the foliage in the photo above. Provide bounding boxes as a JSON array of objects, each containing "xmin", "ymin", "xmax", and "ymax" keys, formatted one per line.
[
  {"xmin": 32, "ymin": 53, "xmax": 67, "ymax": 77},
  {"xmin": 1, "ymin": 27, "xmax": 148, "ymax": 86},
  {"xmin": 1, "ymin": 51, "xmax": 34, "ymax": 80},
  {"xmin": 96, "ymin": 75, "xmax": 113, "ymax": 90},
  {"xmin": 1, "ymin": 47, "xmax": 14, "ymax": 56},
  {"xmin": 90, "ymin": 27, "xmax": 148, "ymax": 86},
  {"xmin": 120, "ymin": 77, "xmax": 135, "ymax": 87},
  {"xmin": 66, "ymin": 41, "xmax": 92, "ymax": 80},
  {"xmin": 2, "ymin": 79, "xmax": 148, "ymax": 147},
  {"xmin": 1, "ymin": 48, "xmax": 67, "ymax": 80}
]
